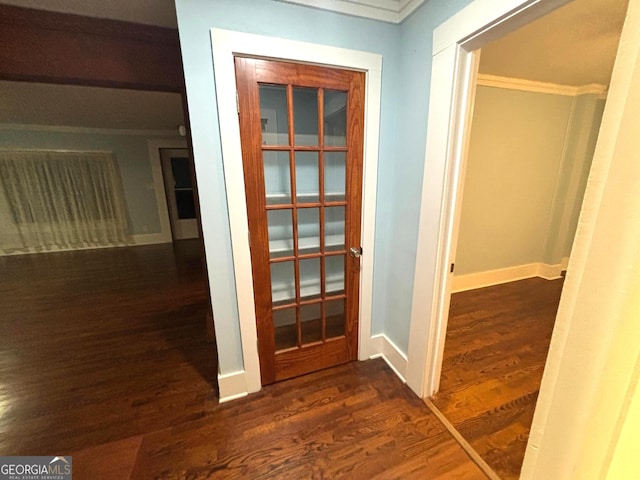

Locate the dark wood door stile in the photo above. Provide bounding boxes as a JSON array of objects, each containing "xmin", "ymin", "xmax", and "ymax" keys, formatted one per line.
[{"xmin": 235, "ymin": 57, "xmax": 365, "ymax": 384}]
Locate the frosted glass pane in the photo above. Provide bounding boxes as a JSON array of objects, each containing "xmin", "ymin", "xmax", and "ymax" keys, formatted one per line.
[
  {"xmin": 273, "ymin": 308, "xmax": 297, "ymax": 350},
  {"xmin": 263, "ymin": 151, "xmax": 291, "ymax": 205},
  {"xmin": 267, "ymin": 209, "xmax": 293, "ymax": 259},
  {"xmin": 293, "ymin": 88, "xmax": 318, "ymax": 146},
  {"xmin": 324, "ymin": 152, "xmax": 346, "ymax": 202},
  {"xmin": 324, "ymin": 90, "xmax": 347, "ymax": 147},
  {"xmin": 325, "ymin": 299, "xmax": 345, "ymax": 339},
  {"xmin": 325, "ymin": 255, "xmax": 345, "ymax": 295},
  {"xmin": 297, "ymin": 207, "xmax": 319, "ymax": 254},
  {"xmin": 271, "ymin": 261, "xmax": 295, "ymax": 305},
  {"xmin": 325, "ymin": 206, "xmax": 345, "ymax": 252},
  {"xmin": 299, "ymin": 257, "xmax": 321, "ymax": 301},
  {"xmin": 295, "ymin": 151, "xmax": 319, "ymax": 203},
  {"xmin": 259, "ymin": 85, "xmax": 289, "ymax": 146},
  {"xmin": 301, "ymin": 303, "xmax": 322, "ymax": 345}
]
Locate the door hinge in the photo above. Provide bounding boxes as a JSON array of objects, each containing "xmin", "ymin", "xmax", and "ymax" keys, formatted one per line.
[
  {"xmin": 450, "ymin": 263, "xmax": 455, "ymax": 273},
  {"xmin": 236, "ymin": 91, "xmax": 240, "ymax": 114}
]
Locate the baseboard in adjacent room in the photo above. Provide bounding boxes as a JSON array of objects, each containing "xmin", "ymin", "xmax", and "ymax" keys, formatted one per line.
[
  {"xmin": 1, "ymin": 233, "xmax": 171, "ymax": 257},
  {"xmin": 133, "ymin": 232, "xmax": 172, "ymax": 246},
  {"xmin": 452, "ymin": 262, "xmax": 564, "ymax": 293}
]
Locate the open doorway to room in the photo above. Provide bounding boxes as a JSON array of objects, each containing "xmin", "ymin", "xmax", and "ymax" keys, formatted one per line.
[
  {"xmin": 0, "ymin": 79, "xmax": 217, "ymax": 455},
  {"xmin": 429, "ymin": 0, "xmax": 628, "ymax": 478},
  {"xmin": 0, "ymin": 4, "xmax": 218, "ymax": 457}
]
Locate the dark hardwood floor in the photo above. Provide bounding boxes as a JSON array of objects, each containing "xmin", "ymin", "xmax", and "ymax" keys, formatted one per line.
[
  {"xmin": 0, "ymin": 240, "xmax": 216, "ymax": 455},
  {"xmin": 432, "ymin": 277, "xmax": 564, "ymax": 479},
  {"xmin": 1, "ymin": 242, "xmax": 488, "ymax": 479}
]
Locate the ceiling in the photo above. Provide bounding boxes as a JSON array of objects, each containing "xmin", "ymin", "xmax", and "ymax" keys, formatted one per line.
[
  {"xmin": 0, "ymin": 82, "xmax": 183, "ymax": 131},
  {"xmin": 0, "ymin": 0, "xmax": 421, "ymax": 25},
  {"xmin": 479, "ymin": 0, "xmax": 628, "ymax": 86},
  {"xmin": 0, "ymin": 0, "xmax": 178, "ymax": 27},
  {"xmin": 0, "ymin": 0, "xmax": 629, "ymax": 131}
]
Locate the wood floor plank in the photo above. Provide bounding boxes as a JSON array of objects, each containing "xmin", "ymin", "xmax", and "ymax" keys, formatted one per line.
[
  {"xmin": 432, "ymin": 277, "xmax": 563, "ymax": 479},
  {"xmin": 2, "ymin": 242, "xmax": 488, "ymax": 478},
  {"xmin": 72, "ymin": 435, "xmax": 143, "ymax": 480},
  {"xmin": 128, "ymin": 362, "xmax": 488, "ymax": 479}
]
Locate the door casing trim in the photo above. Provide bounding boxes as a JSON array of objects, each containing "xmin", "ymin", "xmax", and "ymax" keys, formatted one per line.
[
  {"xmin": 406, "ymin": 0, "xmax": 574, "ymax": 398},
  {"xmin": 210, "ymin": 28, "xmax": 382, "ymax": 398}
]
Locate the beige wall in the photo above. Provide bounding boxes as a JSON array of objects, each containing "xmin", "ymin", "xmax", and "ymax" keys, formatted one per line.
[{"xmin": 455, "ymin": 85, "xmax": 604, "ymax": 276}]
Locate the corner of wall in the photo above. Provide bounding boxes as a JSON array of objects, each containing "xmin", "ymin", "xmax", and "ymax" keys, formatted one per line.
[
  {"xmin": 217, "ymin": 370, "xmax": 250, "ymax": 403},
  {"xmin": 369, "ymin": 333, "xmax": 408, "ymax": 383}
]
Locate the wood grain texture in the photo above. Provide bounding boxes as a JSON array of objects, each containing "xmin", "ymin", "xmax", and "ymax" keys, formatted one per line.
[
  {"xmin": 1, "ymin": 243, "xmax": 489, "ymax": 478},
  {"xmin": 127, "ymin": 360, "xmax": 488, "ymax": 479},
  {"xmin": 235, "ymin": 57, "xmax": 365, "ymax": 384},
  {"xmin": 432, "ymin": 277, "xmax": 564, "ymax": 479},
  {"xmin": 0, "ymin": 240, "xmax": 216, "ymax": 455}
]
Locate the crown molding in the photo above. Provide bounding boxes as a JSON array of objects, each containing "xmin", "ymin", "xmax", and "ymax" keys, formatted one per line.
[
  {"xmin": 276, "ymin": 0, "xmax": 426, "ymax": 23},
  {"xmin": 477, "ymin": 74, "xmax": 608, "ymax": 97},
  {"xmin": 0, "ymin": 123, "xmax": 181, "ymax": 137}
]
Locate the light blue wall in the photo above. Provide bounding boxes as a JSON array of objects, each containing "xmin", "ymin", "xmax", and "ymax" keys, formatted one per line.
[
  {"xmin": 381, "ymin": 0, "xmax": 473, "ymax": 351},
  {"xmin": 0, "ymin": 129, "xmax": 176, "ymax": 235},
  {"xmin": 175, "ymin": 0, "xmax": 473, "ymax": 373},
  {"xmin": 175, "ymin": 0, "xmax": 400, "ymax": 374}
]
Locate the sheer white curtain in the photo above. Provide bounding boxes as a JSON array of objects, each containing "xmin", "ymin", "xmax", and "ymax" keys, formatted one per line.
[{"xmin": 0, "ymin": 150, "xmax": 133, "ymax": 254}]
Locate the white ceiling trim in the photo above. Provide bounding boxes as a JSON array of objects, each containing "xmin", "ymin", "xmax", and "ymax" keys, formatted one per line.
[
  {"xmin": 277, "ymin": 0, "xmax": 426, "ymax": 23},
  {"xmin": 477, "ymin": 74, "xmax": 608, "ymax": 97}
]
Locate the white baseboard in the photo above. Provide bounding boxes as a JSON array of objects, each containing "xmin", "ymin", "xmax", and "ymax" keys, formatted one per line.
[
  {"xmin": 218, "ymin": 370, "xmax": 249, "ymax": 403},
  {"xmin": 536, "ymin": 262, "xmax": 564, "ymax": 280},
  {"xmin": 1, "ymin": 241, "xmax": 133, "ymax": 256},
  {"xmin": 452, "ymin": 262, "xmax": 564, "ymax": 293},
  {"xmin": 1, "ymin": 234, "xmax": 171, "ymax": 256},
  {"xmin": 133, "ymin": 232, "xmax": 172, "ymax": 245},
  {"xmin": 369, "ymin": 334, "xmax": 408, "ymax": 383},
  {"xmin": 217, "ymin": 335, "xmax": 409, "ymax": 404}
]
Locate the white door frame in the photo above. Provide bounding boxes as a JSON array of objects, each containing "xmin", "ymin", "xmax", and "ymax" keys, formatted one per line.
[
  {"xmin": 210, "ymin": 29, "xmax": 382, "ymax": 398},
  {"xmin": 406, "ymin": 0, "xmax": 639, "ymax": 477},
  {"xmin": 406, "ymin": 0, "xmax": 574, "ymax": 398}
]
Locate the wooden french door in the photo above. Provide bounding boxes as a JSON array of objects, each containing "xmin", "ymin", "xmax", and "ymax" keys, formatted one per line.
[{"xmin": 235, "ymin": 57, "xmax": 365, "ymax": 385}]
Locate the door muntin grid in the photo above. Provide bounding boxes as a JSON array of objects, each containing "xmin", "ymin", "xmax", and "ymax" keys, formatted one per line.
[{"xmin": 260, "ymin": 83, "xmax": 348, "ymax": 351}]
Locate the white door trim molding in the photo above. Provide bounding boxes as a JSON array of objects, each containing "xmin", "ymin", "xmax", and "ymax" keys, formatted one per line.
[
  {"xmin": 210, "ymin": 28, "xmax": 382, "ymax": 397},
  {"xmin": 406, "ymin": 0, "xmax": 572, "ymax": 400},
  {"xmin": 407, "ymin": 0, "xmax": 634, "ymax": 477}
]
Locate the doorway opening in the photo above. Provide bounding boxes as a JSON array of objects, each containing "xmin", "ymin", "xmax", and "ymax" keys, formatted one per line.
[
  {"xmin": 0, "ymin": 3, "xmax": 220, "ymax": 455},
  {"xmin": 160, "ymin": 147, "xmax": 200, "ymax": 240},
  {"xmin": 409, "ymin": 0, "xmax": 628, "ymax": 478}
]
